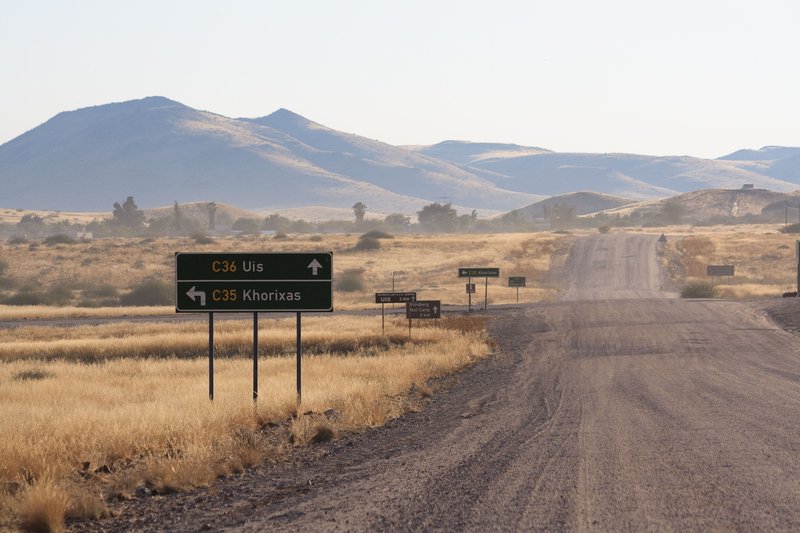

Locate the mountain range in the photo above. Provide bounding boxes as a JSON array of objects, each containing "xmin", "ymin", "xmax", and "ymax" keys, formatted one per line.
[{"xmin": 1, "ymin": 96, "xmax": 799, "ymax": 215}]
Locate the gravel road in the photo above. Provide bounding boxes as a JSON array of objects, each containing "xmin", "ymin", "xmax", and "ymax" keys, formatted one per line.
[{"xmin": 75, "ymin": 233, "xmax": 800, "ymax": 531}]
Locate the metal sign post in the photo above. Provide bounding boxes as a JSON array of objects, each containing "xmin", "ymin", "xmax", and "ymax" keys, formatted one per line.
[
  {"xmin": 458, "ymin": 268, "xmax": 499, "ymax": 311},
  {"xmin": 468, "ymin": 276, "xmax": 472, "ymax": 312},
  {"xmin": 176, "ymin": 252, "xmax": 333, "ymax": 403},
  {"xmin": 796, "ymin": 240, "xmax": 800, "ymax": 295},
  {"xmin": 296, "ymin": 312, "xmax": 302, "ymax": 405},
  {"xmin": 253, "ymin": 312, "xmax": 258, "ymax": 402},
  {"xmin": 375, "ymin": 292, "xmax": 417, "ymax": 334},
  {"xmin": 209, "ymin": 312, "xmax": 214, "ymax": 400},
  {"xmin": 406, "ymin": 300, "xmax": 441, "ymax": 337},
  {"xmin": 509, "ymin": 276, "xmax": 526, "ymax": 304}
]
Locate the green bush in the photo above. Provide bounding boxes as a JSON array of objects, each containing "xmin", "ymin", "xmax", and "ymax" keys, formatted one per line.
[
  {"xmin": 121, "ymin": 279, "xmax": 173, "ymax": 306},
  {"xmin": 2, "ymin": 285, "xmax": 73, "ymax": 306},
  {"xmin": 353, "ymin": 236, "xmax": 381, "ymax": 252},
  {"xmin": 44, "ymin": 233, "xmax": 76, "ymax": 245},
  {"xmin": 680, "ymin": 282, "xmax": 716, "ymax": 298},
  {"xmin": 192, "ymin": 233, "xmax": 214, "ymax": 244},
  {"xmin": 336, "ymin": 269, "xmax": 365, "ymax": 292},
  {"xmin": 82, "ymin": 284, "xmax": 119, "ymax": 299},
  {"xmin": 8, "ymin": 235, "xmax": 27, "ymax": 245},
  {"xmin": 598, "ymin": 225, "xmax": 611, "ymax": 234},
  {"xmin": 362, "ymin": 230, "xmax": 393, "ymax": 240},
  {"xmin": 0, "ymin": 258, "xmax": 7, "ymax": 276}
]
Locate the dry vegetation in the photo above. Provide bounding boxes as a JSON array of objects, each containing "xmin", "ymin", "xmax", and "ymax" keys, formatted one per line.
[
  {"xmin": 647, "ymin": 224, "xmax": 798, "ymax": 298},
  {"xmin": 0, "ymin": 232, "xmax": 570, "ymax": 316},
  {"xmin": 0, "ymin": 231, "xmax": 569, "ymax": 531},
  {"xmin": 0, "ymin": 315, "xmax": 490, "ymax": 531}
]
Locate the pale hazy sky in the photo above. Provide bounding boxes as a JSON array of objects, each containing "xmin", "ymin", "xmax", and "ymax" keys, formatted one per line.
[{"xmin": 2, "ymin": 0, "xmax": 798, "ymax": 158}]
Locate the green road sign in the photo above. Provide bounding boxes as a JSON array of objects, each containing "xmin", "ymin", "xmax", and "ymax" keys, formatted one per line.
[
  {"xmin": 375, "ymin": 292, "xmax": 416, "ymax": 304},
  {"xmin": 458, "ymin": 267, "xmax": 500, "ymax": 278},
  {"xmin": 175, "ymin": 252, "xmax": 333, "ymax": 312},
  {"xmin": 508, "ymin": 276, "xmax": 526, "ymax": 287},
  {"xmin": 406, "ymin": 300, "xmax": 441, "ymax": 319}
]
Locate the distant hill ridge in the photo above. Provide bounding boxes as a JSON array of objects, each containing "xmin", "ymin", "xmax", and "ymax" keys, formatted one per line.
[{"xmin": 1, "ymin": 96, "xmax": 800, "ymax": 213}]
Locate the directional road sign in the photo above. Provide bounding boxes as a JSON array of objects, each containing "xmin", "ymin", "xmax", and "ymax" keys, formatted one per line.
[
  {"xmin": 706, "ymin": 265, "xmax": 734, "ymax": 277},
  {"xmin": 375, "ymin": 292, "xmax": 417, "ymax": 304},
  {"xmin": 406, "ymin": 300, "xmax": 441, "ymax": 319},
  {"xmin": 176, "ymin": 252, "xmax": 333, "ymax": 312},
  {"xmin": 508, "ymin": 276, "xmax": 526, "ymax": 287},
  {"xmin": 458, "ymin": 267, "xmax": 500, "ymax": 278}
]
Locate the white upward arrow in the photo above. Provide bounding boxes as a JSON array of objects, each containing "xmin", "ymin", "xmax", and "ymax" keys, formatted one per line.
[
  {"xmin": 433, "ymin": 306, "xmax": 439, "ymax": 314},
  {"xmin": 186, "ymin": 286, "xmax": 206, "ymax": 306},
  {"xmin": 308, "ymin": 259, "xmax": 323, "ymax": 276}
]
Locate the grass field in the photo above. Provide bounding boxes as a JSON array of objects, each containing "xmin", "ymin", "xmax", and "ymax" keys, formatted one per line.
[
  {"xmin": 0, "ymin": 231, "xmax": 569, "ymax": 531},
  {"xmin": 642, "ymin": 224, "xmax": 799, "ymax": 297},
  {"xmin": 0, "ymin": 232, "xmax": 569, "ymax": 314}
]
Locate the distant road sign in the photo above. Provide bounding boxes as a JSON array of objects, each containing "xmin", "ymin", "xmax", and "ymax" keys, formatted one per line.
[
  {"xmin": 406, "ymin": 300, "xmax": 441, "ymax": 319},
  {"xmin": 508, "ymin": 276, "xmax": 526, "ymax": 287},
  {"xmin": 466, "ymin": 283, "xmax": 476, "ymax": 294},
  {"xmin": 458, "ymin": 267, "xmax": 500, "ymax": 278},
  {"xmin": 707, "ymin": 265, "xmax": 734, "ymax": 277},
  {"xmin": 176, "ymin": 252, "xmax": 333, "ymax": 312},
  {"xmin": 375, "ymin": 292, "xmax": 416, "ymax": 304}
]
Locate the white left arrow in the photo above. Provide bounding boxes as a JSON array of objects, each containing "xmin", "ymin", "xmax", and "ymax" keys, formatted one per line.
[
  {"xmin": 186, "ymin": 286, "xmax": 206, "ymax": 306},
  {"xmin": 308, "ymin": 259, "xmax": 323, "ymax": 276}
]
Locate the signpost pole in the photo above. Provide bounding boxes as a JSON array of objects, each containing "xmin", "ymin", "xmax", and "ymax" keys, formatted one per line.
[
  {"xmin": 409, "ymin": 318, "xmax": 412, "ymax": 338},
  {"xmin": 253, "ymin": 312, "xmax": 258, "ymax": 402},
  {"xmin": 797, "ymin": 241, "xmax": 800, "ymax": 298},
  {"xmin": 296, "ymin": 312, "xmax": 302, "ymax": 405},
  {"xmin": 484, "ymin": 277, "xmax": 488, "ymax": 310},
  {"xmin": 209, "ymin": 312, "xmax": 214, "ymax": 401},
  {"xmin": 381, "ymin": 302, "xmax": 385, "ymax": 335},
  {"xmin": 468, "ymin": 276, "xmax": 472, "ymax": 312},
  {"xmin": 516, "ymin": 286, "xmax": 519, "ymax": 303}
]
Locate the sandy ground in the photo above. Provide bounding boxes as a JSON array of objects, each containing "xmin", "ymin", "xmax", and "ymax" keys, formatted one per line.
[{"xmin": 72, "ymin": 233, "xmax": 800, "ymax": 531}]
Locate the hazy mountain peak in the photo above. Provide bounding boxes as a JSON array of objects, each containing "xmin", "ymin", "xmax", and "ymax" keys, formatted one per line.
[
  {"xmin": 718, "ymin": 145, "xmax": 800, "ymax": 161},
  {"xmin": 253, "ymin": 108, "xmax": 325, "ymax": 131}
]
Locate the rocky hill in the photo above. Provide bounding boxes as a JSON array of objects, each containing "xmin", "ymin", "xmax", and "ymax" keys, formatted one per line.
[{"xmin": 2, "ymin": 97, "xmax": 800, "ymax": 214}]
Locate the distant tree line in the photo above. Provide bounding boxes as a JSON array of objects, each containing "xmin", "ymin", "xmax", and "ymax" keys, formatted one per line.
[{"xmin": 4, "ymin": 195, "xmax": 798, "ymax": 240}]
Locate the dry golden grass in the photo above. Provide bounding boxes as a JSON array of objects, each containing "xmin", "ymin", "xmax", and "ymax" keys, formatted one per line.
[
  {"xmin": 0, "ymin": 232, "xmax": 569, "ymax": 315},
  {"xmin": 0, "ymin": 316, "xmax": 460, "ymax": 363},
  {"xmin": 0, "ymin": 315, "xmax": 489, "ymax": 530},
  {"xmin": 651, "ymin": 224, "xmax": 798, "ymax": 298},
  {"xmin": 0, "ymin": 231, "xmax": 566, "ymax": 529}
]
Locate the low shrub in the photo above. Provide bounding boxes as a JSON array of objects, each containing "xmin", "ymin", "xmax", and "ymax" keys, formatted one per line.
[
  {"xmin": 336, "ymin": 269, "xmax": 365, "ymax": 292},
  {"xmin": 44, "ymin": 234, "xmax": 76, "ymax": 245},
  {"xmin": 8, "ymin": 235, "xmax": 27, "ymax": 244},
  {"xmin": 362, "ymin": 230, "xmax": 393, "ymax": 240},
  {"xmin": 192, "ymin": 233, "xmax": 214, "ymax": 245},
  {"xmin": 2, "ymin": 284, "xmax": 73, "ymax": 306},
  {"xmin": 121, "ymin": 279, "xmax": 173, "ymax": 306},
  {"xmin": 680, "ymin": 282, "xmax": 716, "ymax": 298},
  {"xmin": 353, "ymin": 236, "xmax": 381, "ymax": 252}
]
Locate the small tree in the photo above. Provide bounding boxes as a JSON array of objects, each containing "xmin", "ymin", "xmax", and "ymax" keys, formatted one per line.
[
  {"xmin": 173, "ymin": 201, "xmax": 183, "ymax": 232},
  {"xmin": 352, "ymin": 202, "xmax": 367, "ymax": 225},
  {"xmin": 384, "ymin": 213, "xmax": 411, "ymax": 231},
  {"xmin": 417, "ymin": 202, "xmax": 459, "ymax": 232},
  {"xmin": 17, "ymin": 214, "xmax": 45, "ymax": 236},
  {"xmin": 207, "ymin": 202, "xmax": 218, "ymax": 230},
  {"xmin": 112, "ymin": 196, "xmax": 145, "ymax": 228}
]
